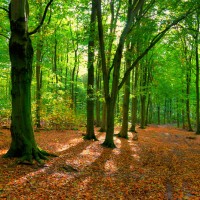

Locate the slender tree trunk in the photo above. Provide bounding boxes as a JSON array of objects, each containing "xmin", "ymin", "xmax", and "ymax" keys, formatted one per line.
[
  {"xmin": 195, "ymin": 11, "xmax": 200, "ymax": 134},
  {"xmin": 176, "ymin": 99, "xmax": 180, "ymax": 128},
  {"xmin": 129, "ymin": 65, "xmax": 138, "ymax": 132},
  {"xmin": 118, "ymin": 43, "xmax": 132, "ymax": 139},
  {"xmin": 35, "ymin": 29, "xmax": 43, "ymax": 129},
  {"xmin": 186, "ymin": 68, "xmax": 193, "ymax": 131},
  {"xmin": 4, "ymin": 0, "xmax": 52, "ymax": 163},
  {"xmin": 99, "ymin": 102, "xmax": 107, "ymax": 132},
  {"xmin": 85, "ymin": 0, "xmax": 97, "ymax": 140},
  {"xmin": 140, "ymin": 95, "xmax": 146, "ymax": 129},
  {"xmin": 95, "ymin": 59, "xmax": 101, "ymax": 127}
]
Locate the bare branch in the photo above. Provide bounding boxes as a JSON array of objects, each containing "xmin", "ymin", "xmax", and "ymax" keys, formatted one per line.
[{"xmin": 29, "ymin": 0, "xmax": 54, "ymax": 35}]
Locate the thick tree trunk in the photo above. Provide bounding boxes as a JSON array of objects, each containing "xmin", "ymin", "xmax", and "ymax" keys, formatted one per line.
[{"xmin": 4, "ymin": 0, "xmax": 53, "ymax": 163}]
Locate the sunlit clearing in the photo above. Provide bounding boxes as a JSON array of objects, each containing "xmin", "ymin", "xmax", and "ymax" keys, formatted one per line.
[
  {"xmin": 56, "ymin": 138, "xmax": 83, "ymax": 152},
  {"xmin": 105, "ymin": 159, "xmax": 118, "ymax": 173}
]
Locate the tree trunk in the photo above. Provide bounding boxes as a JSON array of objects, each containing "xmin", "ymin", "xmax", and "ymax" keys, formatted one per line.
[
  {"xmin": 157, "ymin": 105, "xmax": 160, "ymax": 125},
  {"xmin": 140, "ymin": 95, "xmax": 146, "ymax": 129},
  {"xmin": 129, "ymin": 65, "xmax": 138, "ymax": 132},
  {"xmin": 102, "ymin": 98, "xmax": 116, "ymax": 148},
  {"xmin": 95, "ymin": 59, "xmax": 101, "ymax": 127},
  {"xmin": 195, "ymin": 10, "xmax": 200, "ymax": 134},
  {"xmin": 85, "ymin": 0, "xmax": 97, "ymax": 140},
  {"xmin": 186, "ymin": 67, "xmax": 193, "ymax": 131},
  {"xmin": 99, "ymin": 102, "xmax": 107, "ymax": 132},
  {"xmin": 35, "ymin": 30, "xmax": 43, "ymax": 129},
  {"xmin": 4, "ymin": 0, "xmax": 53, "ymax": 163},
  {"xmin": 118, "ymin": 44, "xmax": 131, "ymax": 139}
]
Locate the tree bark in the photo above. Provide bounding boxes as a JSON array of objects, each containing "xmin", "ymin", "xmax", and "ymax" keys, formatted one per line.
[
  {"xmin": 4, "ymin": 0, "xmax": 53, "ymax": 163},
  {"xmin": 85, "ymin": 0, "xmax": 97, "ymax": 140},
  {"xmin": 129, "ymin": 65, "xmax": 139, "ymax": 132},
  {"xmin": 118, "ymin": 44, "xmax": 132, "ymax": 139},
  {"xmin": 195, "ymin": 10, "xmax": 200, "ymax": 134}
]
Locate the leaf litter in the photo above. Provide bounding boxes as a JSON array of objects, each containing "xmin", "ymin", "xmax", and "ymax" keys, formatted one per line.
[{"xmin": 0, "ymin": 126, "xmax": 200, "ymax": 199}]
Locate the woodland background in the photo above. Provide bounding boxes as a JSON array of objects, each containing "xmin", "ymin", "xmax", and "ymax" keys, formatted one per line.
[{"xmin": 0, "ymin": 0, "xmax": 199, "ymax": 133}]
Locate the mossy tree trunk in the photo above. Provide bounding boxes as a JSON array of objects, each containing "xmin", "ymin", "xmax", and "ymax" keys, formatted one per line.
[{"xmin": 4, "ymin": 0, "xmax": 53, "ymax": 163}]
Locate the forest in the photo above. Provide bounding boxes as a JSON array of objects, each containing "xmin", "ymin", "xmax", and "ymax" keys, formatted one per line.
[{"xmin": 0, "ymin": 0, "xmax": 200, "ymax": 199}]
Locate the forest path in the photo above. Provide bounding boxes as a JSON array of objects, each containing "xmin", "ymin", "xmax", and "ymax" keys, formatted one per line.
[{"xmin": 0, "ymin": 125, "xmax": 200, "ymax": 199}]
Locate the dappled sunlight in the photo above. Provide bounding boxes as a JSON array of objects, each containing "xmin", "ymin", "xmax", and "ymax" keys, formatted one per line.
[
  {"xmin": 1, "ymin": 126, "xmax": 200, "ymax": 199},
  {"xmin": 131, "ymin": 153, "xmax": 140, "ymax": 161},
  {"xmin": 66, "ymin": 141, "xmax": 104, "ymax": 169},
  {"xmin": 56, "ymin": 138, "xmax": 83, "ymax": 152},
  {"xmin": 7, "ymin": 167, "xmax": 47, "ymax": 186},
  {"xmin": 75, "ymin": 177, "xmax": 92, "ymax": 195},
  {"xmin": 104, "ymin": 159, "xmax": 118, "ymax": 173},
  {"xmin": 114, "ymin": 137, "xmax": 121, "ymax": 148}
]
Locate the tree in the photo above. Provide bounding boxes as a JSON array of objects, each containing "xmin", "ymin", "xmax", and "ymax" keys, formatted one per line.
[
  {"xmin": 3, "ymin": 0, "xmax": 54, "ymax": 163},
  {"xmin": 118, "ymin": 42, "xmax": 132, "ymax": 139},
  {"xmin": 85, "ymin": 0, "xmax": 97, "ymax": 140},
  {"xmin": 194, "ymin": 9, "xmax": 200, "ymax": 134},
  {"xmin": 97, "ymin": 0, "xmax": 198, "ymax": 148}
]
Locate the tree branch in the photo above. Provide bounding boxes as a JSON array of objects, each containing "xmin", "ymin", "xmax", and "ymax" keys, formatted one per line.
[
  {"xmin": 118, "ymin": 7, "xmax": 198, "ymax": 90},
  {"xmin": 0, "ymin": 7, "xmax": 9, "ymax": 13},
  {"xmin": 0, "ymin": 33, "xmax": 9, "ymax": 39},
  {"xmin": 29, "ymin": 0, "xmax": 54, "ymax": 35}
]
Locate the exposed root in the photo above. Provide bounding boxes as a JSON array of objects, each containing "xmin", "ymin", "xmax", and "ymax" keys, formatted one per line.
[
  {"xmin": 117, "ymin": 133, "xmax": 129, "ymax": 139},
  {"xmin": 3, "ymin": 147, "xmax": 57, "ymax": 165}
]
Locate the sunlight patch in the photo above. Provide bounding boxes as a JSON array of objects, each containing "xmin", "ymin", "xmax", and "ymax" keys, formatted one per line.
[
  {"xmin": 104, "ymin": 159, "xmax": 118, "ymax": 173},
  {"xmin": 77, "ymin": 177, "xmax": 91, "ymax": 193},
  {"xmin": 0, "ymin": 149, "xmax": 8, "ymax": 156},
  {"xmin": 131, "ymin": 153, "xmax": 140, "ymax": 161},
  {"xmin": 114, "ymin": 137, "xmax": 121, "ymax": 148},
  {"xmin": 56, "ymin": 138, "xmax": 83, "ymax": 152},
  {"xmin": 66, "ymin": 142, "xmax": 104, "ymax": 169}
]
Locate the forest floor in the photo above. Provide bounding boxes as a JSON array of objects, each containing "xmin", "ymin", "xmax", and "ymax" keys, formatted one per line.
[{"xmin": 0, "ymin": 125, "xmax": 200, "ymax": 200}]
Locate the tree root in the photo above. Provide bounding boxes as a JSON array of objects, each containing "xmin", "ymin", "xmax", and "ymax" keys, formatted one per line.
[
  {"xmin": 117, "ymin": 133, "xmax": 129, "ymax": 139},
  {"xmin": 101, "ymin": 140, "xmax": 116, "ymax": 148},
  {"xmin": 3, "ymin": 147, "xmax": 57, "ymax": 165},
  {"xmin": 83, "ymin": 134, "xmax": 98, "ymax": 141}
]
